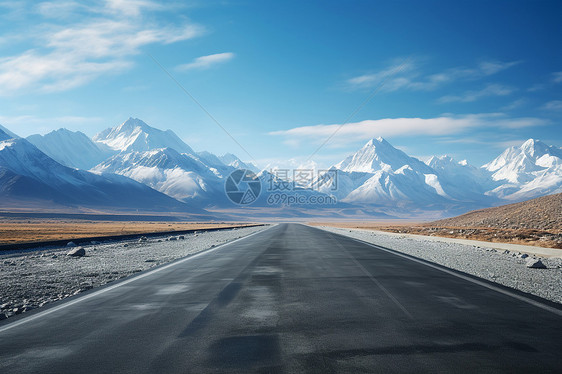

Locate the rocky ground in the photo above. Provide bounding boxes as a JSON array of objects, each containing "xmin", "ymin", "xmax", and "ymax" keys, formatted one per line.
[
  {"xmin": 0, "ymin": 225, "xmax": 268, "ymax": 320},
  {"xmin": 318, "ymin": 226, "xmax": 562, "ymax": 304}
]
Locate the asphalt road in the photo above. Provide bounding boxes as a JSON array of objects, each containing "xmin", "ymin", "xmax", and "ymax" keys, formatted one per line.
[{"xmin": 1, "ymin": 223, "xmax": 561, "ymax": 373}]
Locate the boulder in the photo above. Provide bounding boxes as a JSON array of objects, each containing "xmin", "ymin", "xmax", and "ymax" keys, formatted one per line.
[
  {"xmin": 520, "ymin": 253, "xmax": 529, "ymax": 259},
  {"xmin": 66, "ymin": 241, "xmax": 77, "ymax": 247},
  {"xmin": 67, "ymin": 247, "xmax": 85, "ymax": 257},
  {"xmin": 525, "ymin": 258, "xmax": 546, "ymax": 269}
]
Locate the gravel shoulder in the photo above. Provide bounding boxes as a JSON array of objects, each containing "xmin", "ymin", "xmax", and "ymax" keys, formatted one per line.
[
  {"xmin": 0, "ymin": 225, "xmax": 269, "ymax": 320},
  {"xmin": 316, "ymin": 226, "xmax": 562, "ymax": 305}
]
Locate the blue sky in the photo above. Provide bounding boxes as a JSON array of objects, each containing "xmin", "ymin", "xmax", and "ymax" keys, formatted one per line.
[{"xmin": 0, "ymin": 0, "xmax": 560, "ymax": 168}]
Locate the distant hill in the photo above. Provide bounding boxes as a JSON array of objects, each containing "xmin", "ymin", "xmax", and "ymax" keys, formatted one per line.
[{"xmin": 429, "ymin": 193, "xmax": 561, "ymax": 231}]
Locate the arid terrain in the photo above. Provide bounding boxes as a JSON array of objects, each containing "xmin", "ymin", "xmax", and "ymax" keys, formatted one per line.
[
  {"xmin": 0, "ymin": 218, "xmax": 256, "ymax": 246},
  {"xmin": 312, "ymin": 193, "xmax": 562, "ymax": 249}
]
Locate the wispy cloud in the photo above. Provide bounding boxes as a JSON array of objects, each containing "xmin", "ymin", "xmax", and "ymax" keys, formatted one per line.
[
  {"xmin": 500, "ymin": 98, "xmax": 526, "ymax": 111},
  {"xmin": 346, "ymin": 59, "xmax": 521, "ymax": 92},
  {"xmin": 542, "ymin": 100, "xmax": 562, "ymax": 111},
  {"xmin": 0, "ymin": 0, "xmax": 204, "ymax": 95},
  {"xmin": 438, "ymin": 84, "xmax": 514, "ymax": 103},
  {"xmin": 176, "ymin": 52, "xmax": 235, "ymax": 71},
  {"xmin": 270, "ymin": 114, "xmax": 546, "ymax": 148},
  {"xmin": 552, "ymin": 71, "xmax": 562, "ymax": 83}
]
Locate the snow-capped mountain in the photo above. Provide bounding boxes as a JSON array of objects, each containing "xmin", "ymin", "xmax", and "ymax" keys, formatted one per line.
[
  {"xmin": 219, "ymin": 153, "xmax": 258, "ymax": 172},
  {"xmin": 335, "ymin": 137, "xmax": 433, "ymax": 174},
  {"xmin": 27, "ymin": 128, "xmax": 114, "ymax": 170},
  {"xmin": 426, "ymin": 155, "xmax": 495, "ymax": 201},
  {"xmin": 8, "ymin": 114, "xmax": 561, "ymax": 216},
  {"xmin": 93, "ymin": 118, "xmax": 194, "ymax": 154},
  {"xmin": 0, "ymin": 137, "xmax": 197, "ymax": 212},
  {"xmin": 92, "ymin": 147, "xmax": 228, "ymax": 205},
  {"xmin": 315, "ymin": 138, "xmax": 449, "ymax": 207},
  {"xmin": 316, "ymin": 137, "xmax": 562, "ymax": 211},
  {"xmin": 483, "ymin": 139, "xmax": 562, "ymax": 200}
]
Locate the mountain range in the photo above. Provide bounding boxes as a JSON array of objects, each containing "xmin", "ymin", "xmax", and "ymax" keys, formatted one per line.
[
  {"xmin": 1, "ymin": 117, "xmax": 561, "ymax": 218},
  {"xmin": 0, "ymin": 129, "xmax": 199, "ymax": 214}
]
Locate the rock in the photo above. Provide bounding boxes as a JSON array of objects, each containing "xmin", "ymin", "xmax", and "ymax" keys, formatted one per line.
[
  {"xmin": 51, "ymin": 255, "xmax": 58, "ymax": 259},
  {"xmin": 67, "ymin": 247, "xmax": 86, "ymax": 257},
  {"xmin": 123, "ymin": 244, "xmax": 129, "ymax": 247},
  {"xmin": 169, "ymin": 236, "xmax": 177, "ymax": 241},
  {"xmin": 0, "ymin": 313, "xmax": 6, "ymax": 321},
  {"xmin": 66, "ymin": 241, "xmax": 77, "ymax": 247},
  {"xmin": 526, "ymin": 258, "xmax": 546, "ymax": 269},
  {"xmin": 520, "ymin": 253, "xmax": 529, "ymax": 259},
  {"xmin": 178, "ymin": 235, "xmax": 185, "ymax": 240},
  {"xmin": 139, "ymin": 236, "xmax": 148, "ymax": 242}
]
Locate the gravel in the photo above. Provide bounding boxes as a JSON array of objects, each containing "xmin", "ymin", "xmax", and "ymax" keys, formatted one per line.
[
  {"xmin": 0, "ymin": 225, "xmax": 268, "ymax": 320},
  {"xmin": 317, "ymin": 226, "xmax": 562, "ymax": 305}
]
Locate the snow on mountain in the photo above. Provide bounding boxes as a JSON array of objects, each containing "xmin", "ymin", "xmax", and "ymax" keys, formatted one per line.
[
  {"xmin": 342, "ymin": 166, "xmax": 451, "ymax": 206},
  {"xmin": 483, "ymin": 139, "xmax": 562, "ymax": 200},
  {"xmin": 316, "ymin": 138, "xmax": 449, "ymax": 206},
  {"xmin": 0, "ymin": 124, "xmax": 19, "ymax": 139},
  {"xmin": 219, "ymin": 153, "xmax": 258, "ymax": 172},
  {"xmin": 335, "ymin": 137, "xmax": 433, "ymax": 174},
  {"xmin": 92, "ymin": 148, "xmax": 227, "ymax": 204},
  {"xmin": 0, "ymin": 137, "xmax": 195, "ymax": 212},
  {"xmin": 323, "ymin": 137, "xmax": 562, "ymax": 209},
  {"xmin": 27, "ymin": 128, "xmax": 114, "ymax": 170},
  {"xmin": 426, "ymin": 155, "xmax": 496, "ymax": 202},
  {"xmin": 93, "ymin": 118, "xmax": 194, "ymax": 154}
]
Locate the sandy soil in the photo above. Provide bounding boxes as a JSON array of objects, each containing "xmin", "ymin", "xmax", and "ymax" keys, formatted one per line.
[{"xmin": 0, "ymin": 219, "xmax": 257, "ymax": 245}]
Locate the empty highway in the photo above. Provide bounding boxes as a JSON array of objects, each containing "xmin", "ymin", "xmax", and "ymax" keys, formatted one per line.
[{"xmin": 0, "ymin": 223, "xmax": 561, "ymax": 373}]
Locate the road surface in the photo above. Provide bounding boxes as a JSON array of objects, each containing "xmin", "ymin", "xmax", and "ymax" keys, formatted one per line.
[{"xmin": 1, "ymin": 223, "xmax": 561, "ymax": 373}]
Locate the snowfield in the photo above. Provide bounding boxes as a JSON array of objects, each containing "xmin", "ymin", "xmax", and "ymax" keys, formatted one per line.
[
  {"xmin": 317, "ymin": 226, "xmax": 562, "ymax": 304},
  {"xmin": 0, "ymin": 225, "xmax": 268, "ymax": 320}
]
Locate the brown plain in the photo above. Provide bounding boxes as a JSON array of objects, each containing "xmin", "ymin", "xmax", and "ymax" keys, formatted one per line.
[{"xmin": 0, "ymin": 219, "xmax": 256, "ymax": 245}]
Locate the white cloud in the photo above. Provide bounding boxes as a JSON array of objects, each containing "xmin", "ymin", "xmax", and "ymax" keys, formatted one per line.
[
  {"xmin": 346, "ymin": 59, "xmax": 521, "ymax": 91},
  {"xmin": 542, "ymin": 100, "xmax": 562, "ymax": 111},
  {"xmin": 553, "ymin": 72, "xmax": 562, "ymax": 83},
  {"xmin": 176, "ymin": 52, "xmax": 235, "ymax": 71},
  {"xmin": 500, "ymin": 98, "xmax": 526, "ymax": 111},
  {"xmin": 478, "ymin": 60, "xmax": 520, "ymax": 75},
  {"xmin": 0, "ymin": 1, "xmax": 204, "ymax": 95},
  {"xmin": 270, "ymin": 114, "xmax": 546, "ymax": 148},
  {"xmin": 438, "ymin": 84, "xmax": 514, "ymax": 103}
]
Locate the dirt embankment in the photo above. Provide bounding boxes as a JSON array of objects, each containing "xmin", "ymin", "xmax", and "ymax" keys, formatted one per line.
[{"xmin": 311, "ymin": 193, "xmax": 562, "ymax": 249}]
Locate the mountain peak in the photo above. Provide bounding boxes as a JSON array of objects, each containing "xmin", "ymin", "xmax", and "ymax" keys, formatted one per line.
[
  {"xmin": 365, "ymin": 137, "xmax": 387, "ymax": 147},
  {"xmin": 93, "ymin": 118, "xmax": 194, "ymax": 154},
  {"xmin": 118, "ymin": 117, "xmax": 150, "ymax": 132},
  {"xmin": 519, "ymin": 138, "xmax": 550, "ymax": 157},
  {"xmin": 336, "ymin": 137, "xmax": 431, "ymax": 173}
]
